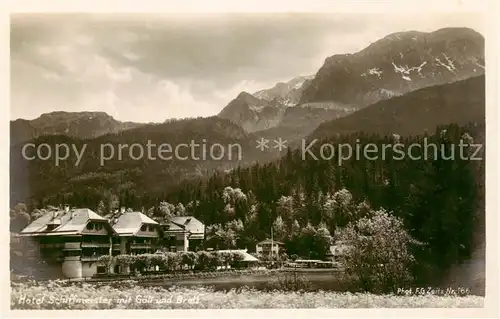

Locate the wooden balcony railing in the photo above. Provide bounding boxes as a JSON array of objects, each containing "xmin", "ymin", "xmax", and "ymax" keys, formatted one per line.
[
  {"xmin": 63, "ymin": 256, "xmax": 81, "ymax": 261},
  {"xmin": 80, "ymin": 256, "xmax": 101, "ymax": 261},
  {"xmin": 81, "ymin": 242, "xmax": 111, "ymax": 248},
  {"xmin": 63, "ymin": 242, "xmax": 81, "ymax": 250},
  {"xmin": 39, "ymin": 243, "xmax": 64, "ymax": 249},
  {"xmin": 130, "ymin": 243, "xmax": 154, "ymax": 249}
]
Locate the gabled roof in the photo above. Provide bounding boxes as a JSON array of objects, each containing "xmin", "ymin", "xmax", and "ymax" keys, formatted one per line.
[
  {"xmin": 169, "ymin": 216, "xmax": 192, "ymax": 224},
  {"xmin": 257, "ymin": 239, "xmax": 284, "ymax": 245},
  {"xmin": 162, "ymin": 216, "xmax": 204, "ymax": 234},
  {"xmin": 112, "ymin": 211, "xmax": 158, "ymax": 235},
  {"xmin": 20, "ymin": 208, "xmax": 108, "ymax": 236},
  {"xmin": 216, "ymin": 249, "xmax": 259, "ymax": 262},
  {"xmin": 169, "ymin": 216, "xmax": 202, "ymax": 227},
  {"xmin": 161, "ymin": 220, "xmax": 187, "ymax": 232}
]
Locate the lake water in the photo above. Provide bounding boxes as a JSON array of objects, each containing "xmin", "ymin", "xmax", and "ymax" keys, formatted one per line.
[{"xmin": 139, "ymin": 269, "xmax": 350, "ymax": 292}]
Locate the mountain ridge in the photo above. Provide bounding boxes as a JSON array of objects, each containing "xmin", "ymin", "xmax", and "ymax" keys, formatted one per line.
[
  {"xmin": 218, "ymin": 27, "xmax": 484, "ymax": 139},
  {"xmin": 309, "ymin": 74, "xmax": 485, "ymax": 139},
  {"xmin": 253, "ymin": 75, "xmax": 314, "ymax": 106},
  {"xmin": 300, "ymin": 27, "xmax": 484, "ymax": 107},
  {"xmin": 10, "ymin": 111, "xmax": 145, "ymax": 146}
]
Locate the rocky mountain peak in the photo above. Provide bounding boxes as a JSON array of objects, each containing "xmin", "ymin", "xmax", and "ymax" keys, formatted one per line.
[
  {"xmin": 253, "ymin": 75, "xmax": 313, "ymax": 106},
  {"xmin": 300, "ymin": 27, "xmax": 484, "ymax": 107},
  {"xmin": 235, "ymin": 91, "xmax": 258, "ymax": 102}
]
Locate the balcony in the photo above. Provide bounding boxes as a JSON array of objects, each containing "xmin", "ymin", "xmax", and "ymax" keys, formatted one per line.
[
  {"xmin": 130, "ymin": 243, "xmax": 153, "ymax": 249},
  {"xmin": 39, "ymin": 243, "xmax": 64, "ymax": 249},
  {"xmin": 63, "ymin": 256, "xmax": 81, "ymax": 261},
  {"xmin": 81, "ymin": 242, "xmax": 111, "ymax": 248},
  {"xmin": 188, "ymin": 233, "xmax": 204, "ymax": 240},
  {"xmin": 63, "ymin": 242, "xmax": 81, "ymax": 250},
  {"xmin": 255, "ymin": 247, "xmax": 279, "ymax": 253},
  {"xmin": 81, "ymin": 256, "xmax": 101, "ymax": 262},
  {"xmin": 41, "ymin": 254, "xmax": 64, "ymax": 261}
]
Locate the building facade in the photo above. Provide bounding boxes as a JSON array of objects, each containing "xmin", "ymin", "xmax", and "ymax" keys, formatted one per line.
[
  {"xmin": 17, "ymin": 207, "xmax": 206, "ymax": 279},
  {"xmin": 108, "ymin": 209, "xmax": 161, "ymax": 256},
  {"xmin": 256, "ymin": 239, "xmax": 284, "ymax": 256},
  {"xmin": 160, "ymin": 216, "xmax": 205, "ymax": 252},
  {"xmin": 18, "ymin": 207, "xmax": 116, "ymax": 279}
]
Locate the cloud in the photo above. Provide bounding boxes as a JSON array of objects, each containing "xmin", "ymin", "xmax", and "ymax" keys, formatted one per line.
[{"xmin": 10, "ymin": 13, "xmax": 484, "ymax": 122}]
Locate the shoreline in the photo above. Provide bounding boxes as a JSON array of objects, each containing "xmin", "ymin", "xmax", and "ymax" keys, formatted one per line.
[{"xmin": 12, "ymin": 267, "xmax": 344, "ymax": 284}]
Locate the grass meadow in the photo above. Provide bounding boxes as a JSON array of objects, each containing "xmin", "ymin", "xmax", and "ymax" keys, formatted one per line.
[{"xmin": 11, "ymin": 280, "xmax": 483, "ymax": 309}]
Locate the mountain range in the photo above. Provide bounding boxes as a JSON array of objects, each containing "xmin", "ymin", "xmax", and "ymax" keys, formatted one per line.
[
  {"xmin": 10, "ymin": 111, "xmax": 144, "ymax": 146},
  {"xmin": 10, "ymin": 27, "xmax": 485, "ymax": 205},
  {"xmin": 300, "ymin": 27, "xmax": 484, "ymax": 107},
  {"xmin": 8, "ymin": 26, "xmax": 486, "ymax": 297},
  {"xmin": 217, "ymin": 27, "xmax": 484, "ymax": 140},
  {"xmin": 253, "ymin": 75, "xmax": 314, "ymax": 106},
  {"xmin": 10, "ymin": 74, "xmax": 485, "ymax": 206}
]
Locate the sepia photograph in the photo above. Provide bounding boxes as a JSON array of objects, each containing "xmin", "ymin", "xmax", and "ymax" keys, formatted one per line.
[{"xmin": 5, "ymin": 1, "xmax": 497, "ymax": 315}]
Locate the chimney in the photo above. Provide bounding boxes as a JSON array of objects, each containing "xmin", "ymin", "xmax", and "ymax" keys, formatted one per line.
[
  {"xmin": 64, "ymin": 205, "xmax": 70, "ymax": 212},
  {"xmin": 120, "ymin": 207, "xmax": 126, "ymax": 214}
]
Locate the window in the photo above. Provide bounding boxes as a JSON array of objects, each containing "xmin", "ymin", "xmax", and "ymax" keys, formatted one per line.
[
  {"xmin": 140, "ymin": 225, "xmax": 147, "ymax": 231},
  {"xmin": 97, "ymin": 266, "xmax": 106, "ymax": 274},
  {"xmin": 86, "ymin": 223, "xmax": 94, "ymax": 230}
]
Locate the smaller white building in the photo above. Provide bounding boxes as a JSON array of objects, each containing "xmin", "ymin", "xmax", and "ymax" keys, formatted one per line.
[
  {"xmin": 216, "ymin": 249, "xmax": 259, "ymax": 269},
  {"xmin": 160, "ymin": 216, "xmax": 205, "ymax": 252},
  {"xmin": 256, "ymin": 239, "xmax": 284, "ymax": 256},
  {"xmin": 326, "ymin": 240, "xmax": 352, "ymax": 262}
]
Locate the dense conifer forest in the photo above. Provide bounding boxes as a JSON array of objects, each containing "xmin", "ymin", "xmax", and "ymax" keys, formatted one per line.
[{"xmin": 11, "ymin": 122, "xmax": 484, "ymax": 286}]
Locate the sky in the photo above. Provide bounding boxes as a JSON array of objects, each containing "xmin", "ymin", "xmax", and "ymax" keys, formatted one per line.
[{"xmin": 10, "ymin": 13, "xmax": 485, "ymax": 123}]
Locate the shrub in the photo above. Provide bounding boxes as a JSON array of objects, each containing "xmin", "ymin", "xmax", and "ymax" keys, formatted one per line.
[
  {"xmin": 196, "ymin": 251, "xmax": 211, "ymax": 271},
  {"xmin": 115, "ymin": 255, "xmax": 135, "ymax": 268},
  {"xmin": 267, "ymin": 271, "xmax": 312, "ymax": 292},
  {"xmin": 98, "ymin": 255, "xmax": 113, "ymax": 273},
  {"xmin": 165, "ymin": 252, "xmax": 181, "ymax": 271},
  {"xmin": 181, "ymin": 251, "xmax": 198, "ymax": 270},
  {"xmin": 208, "ymin": 252, "xmax": 222, "ymax": 270},
  {"xmin": 335, "ymin": 209, "xmax": 422, "ymax": 293}
]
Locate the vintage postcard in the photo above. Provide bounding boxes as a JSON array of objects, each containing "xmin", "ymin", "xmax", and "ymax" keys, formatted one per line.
[{"xmin": 3, "ymin": 0, "xmax": 499, "ymax": 317}]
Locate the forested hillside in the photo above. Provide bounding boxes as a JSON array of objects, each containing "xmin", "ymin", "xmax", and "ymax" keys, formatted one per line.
[
  {"xmin": 311, "ymin": 75, "xmax": 485, "ymax": 138},
  {"xmin": 12, "ymin": 122, "xmax": 484, "ymax": 287}
]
